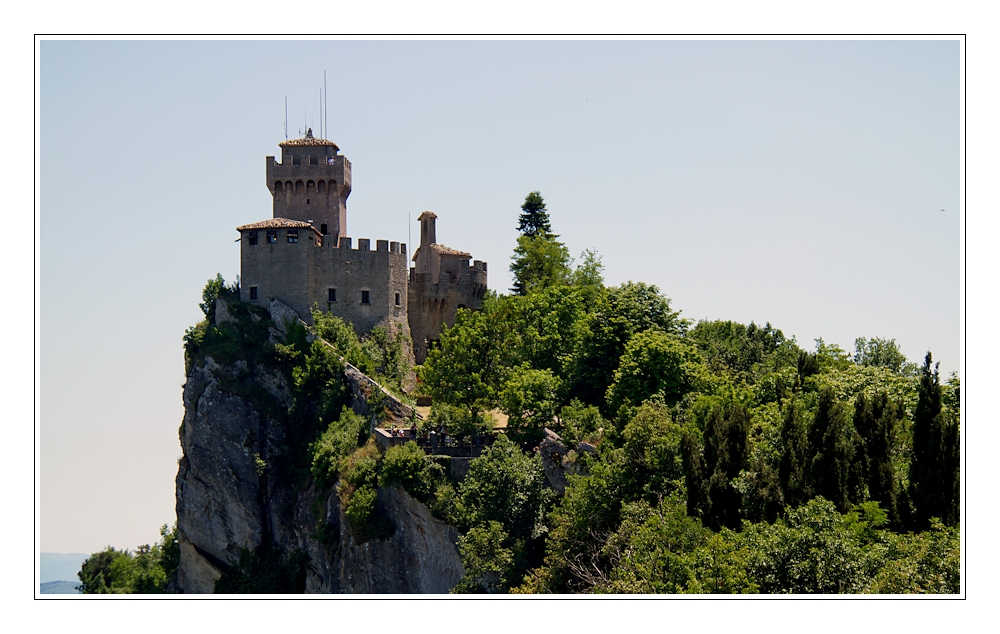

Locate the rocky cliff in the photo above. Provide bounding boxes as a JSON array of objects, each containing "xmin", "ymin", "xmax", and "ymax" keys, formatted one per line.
[{"xmin": 174, "ymin": 297, "xmax": 463, "ymax": 593}]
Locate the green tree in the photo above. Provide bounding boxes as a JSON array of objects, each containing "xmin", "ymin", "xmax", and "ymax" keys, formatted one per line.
[
  {"xmin": 517, "ymin": 191, "xmax": 554, "ymax": 238},
  {"xmin": 807, "ymin": 388, "xmax": 858, "ymax": 513},
  {"xmin": 738, "ymin": 498, "xmax": 888, "ymax": 594},
  {"xmin": 199, "ymin": 273, "xmax": 226, "ymax": 319},
  {"xmin": 909, "ymin": 352, "xmax": 961, "ymax": 528},
  {"xmin": 420, "ymin": 298, "xmax": 518, "ymax": 421},
  {"xmin": 854, "ymin": 337, "xmax": 912, "ymax": 374},
  {"xmin": 458, "ymin": 436, "xmax": 552, "ymax": 544},
  {"xmin": 618, "ymin": 399, "xmax": 690, "ymax": 501},
  {"xmin": 571, "ymin": 248, "xmax": 605, "ymax": 297},
  {"xmin": 510, "ymin": 285, "xmax": 588, "ymax": 377},
  {"xmin": 688, "ymin": 320, "xmax": 794, "ymax": 381},
  {"xmin": 598, "ymin": 498, "xmax": 716, "ymax": 594},
  {"xmin": 77, "ymin": 524, "xmax": 180, "ymax": 594},
  {"xmin": 778, "ymin": 397, "xmax": 810, "ymax": 509},
  {"xmin": 519, "ymin": 456, "xmax": 630, "ymax": 593},
  {"xmin": 606, "ymin": 330, "xmax": 701, "ymax": 415},
  {"xmin": 379, "ymin": 441, "xmax": 445, "ymax": 501},
  {"xmin": 702, "ymin": 403, "xmax": 750, "ymax": 530},
  {"xmin": 424, "ymin": 401, "xmax": 494, "ymax": 443},
  {"xmin": 501, "ymin": 365, "xmax": 562, "ymax": 445},
  {"xmin": 565, "ymin": 282, "xmax": 687, "ymax": 411},
  {"xmin": 854, "ymin": 391, "xmax": 902, "ymax": 525},
  {"xmin": 453, "ymin": 521, "xmax": 517, "ymax": 594},
  {"xmin": 309, "ymin": 406, "xmax": 371, "ymax": 488},
  {"xmin": 556, "ymin": 398, "xmax": 605, "ymax": 448},
  {"xmin": 510, "ymin": 233, "xmax": 572, "ymax": 295}
]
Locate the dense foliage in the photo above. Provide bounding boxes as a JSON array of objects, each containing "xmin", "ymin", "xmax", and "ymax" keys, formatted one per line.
[
  {"xmin": 419, "ymin": 191, "xmax": 962, "ymax": 594},
  {"xmin": 77, "ymin": 525, "xmax": 180, "ymax": 594}
]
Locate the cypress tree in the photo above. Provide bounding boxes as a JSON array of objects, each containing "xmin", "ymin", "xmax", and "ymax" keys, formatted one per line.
[
  {"xmin": 681, "ymin": 430, "xmax": 707, "ymax": 519},
  {"xmin": 808, "ymin": 388, "xmax": 856, "ymax": 513},
  {"xmin": 854, "ymin": 391, "xmax": 901, "ymax": 525},
  {"xmin": 779, "ymin": 397, "xmax": 810, "ymax": 509},
  {"xmin": 700, "ymin": 403, "xmax": 749, "ymax": 530},
  {"xmin": 517, "ymin": 191, "xmax": 555, "ymax": 238},
  {"xmin": 909, "ymin": 352, "xmax": 961, "ymax": 528}
]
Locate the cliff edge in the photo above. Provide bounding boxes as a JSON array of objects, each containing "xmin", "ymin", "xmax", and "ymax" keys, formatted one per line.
[{"xmin": 175, "ymin": 293, "xmax": 462, "ymax": 593}]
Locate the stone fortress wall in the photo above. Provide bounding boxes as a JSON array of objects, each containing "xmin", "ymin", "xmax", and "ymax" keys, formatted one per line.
[
  {"xmin": 239, "ymin": 223, "xmax": 409, "ymax": 338},
  {"xmin": 239, "ymin": 130, "xmax": 485, "ymax": 361}
]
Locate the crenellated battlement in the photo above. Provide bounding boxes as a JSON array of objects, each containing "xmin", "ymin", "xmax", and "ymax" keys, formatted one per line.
[{"xmin": 239, "ymin": 133, "xmax": 484, "ymax": 360}]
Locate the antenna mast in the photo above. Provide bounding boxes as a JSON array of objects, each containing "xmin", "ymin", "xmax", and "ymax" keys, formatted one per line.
[
  {"xmin": 324, "ymin": 70, "xmax": 328, "ymax": 141},
  {"xmin": 319, "ymin": 87, "xmax": 323, "ymax": 139}
]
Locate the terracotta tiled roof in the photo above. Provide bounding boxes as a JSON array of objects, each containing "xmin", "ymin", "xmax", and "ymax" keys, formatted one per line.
[
  {"xmin": 237, "ymin": 218, "xmax": 315, "ymax": 231},
  {"xmin": 279, "ymin": 136, "xmax": 340, "ymax": 150},
  {"xmin": 431, "ymin": 243, "xmax": 471, "ymax": 258}
]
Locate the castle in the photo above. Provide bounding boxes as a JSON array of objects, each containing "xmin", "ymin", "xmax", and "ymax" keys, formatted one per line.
[{"xmin": 237, "ymin": 130, "xmax": 487, "ymax": 363}]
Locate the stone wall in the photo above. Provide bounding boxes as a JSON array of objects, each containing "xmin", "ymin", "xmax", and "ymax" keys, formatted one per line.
[
  {"xmin": 408, "ymin": 259, "xmax": 488, "ymax": 364},
  {"xmin": 240, "ymin": 232, "xmax": 410, "ymax": 341},
  {"xmin": 266, "ymin": 152, "xmax": 351, "ymax": 240}
]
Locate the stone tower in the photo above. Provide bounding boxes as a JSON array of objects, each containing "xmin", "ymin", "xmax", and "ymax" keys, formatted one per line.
[{"xmin": 265, "ymin": 128, "xmax": 352, "ymax": 240}]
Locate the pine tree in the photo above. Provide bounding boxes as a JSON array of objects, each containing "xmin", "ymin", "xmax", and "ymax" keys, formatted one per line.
[
  {"xmin": 909, "ymin": 352, "xmax": 960, "ymax": 528},
  {"xmin": 517, "ymin": 191, "xmax": 555, "ymax": 238},
  {"xmin": 807, "ymin": 388, "xmax": 856, "ymax": 513}
]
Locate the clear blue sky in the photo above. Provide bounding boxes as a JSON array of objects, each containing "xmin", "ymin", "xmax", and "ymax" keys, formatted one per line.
[{"xmin": 39, "ymin": 39, "xmax": 960, "ymax": 553}]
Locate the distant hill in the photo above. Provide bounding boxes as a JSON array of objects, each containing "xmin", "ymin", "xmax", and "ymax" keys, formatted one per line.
[
  {"xmin": 40, "ymin": 553, "xmax": 88, "ymax": 584},
  {"xmin": 40, "ymin": 580, "xmax": 81, "ymax": 594}
]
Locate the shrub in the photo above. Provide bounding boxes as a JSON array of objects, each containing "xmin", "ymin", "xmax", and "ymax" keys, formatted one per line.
[
  {"xmin": 310, "ymin": 407, "xmax": 369, "ymax": 488},
  {"xmin": 379, "ymin": 441, "xmax": 434, "ymax": 500}
]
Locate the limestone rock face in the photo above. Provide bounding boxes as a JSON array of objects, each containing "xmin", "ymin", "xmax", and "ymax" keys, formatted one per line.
[
  {"xmin": 174, "ymin": 303, "xmax": 461, "ymax": 594},
  {"xmin": 338, "ymin": 486, "xmax": 463, "ymax": 593}
]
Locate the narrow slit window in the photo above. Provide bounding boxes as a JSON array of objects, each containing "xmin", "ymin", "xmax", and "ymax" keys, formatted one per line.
[
  {"xmin": 395, "ymin": 292, "xmax": 401, "ymax": 307},
  {"xmin": 328, "ymin": 288, "xmax": 336, "ymax": 302},
  {"xmin": 287, "ymin": 230, "xmax": 298, "ymax": 243},
  {"xmin": 249, "ymin": 287, "xmax": 258, "ymax": 300},
  {"xmin": 248, "ymin": 232, "xmax": 258, "ymax": 246},
  {"xmin": 361, "ymin": 290, "xmax": 370, "ymax": 304},
  {"xmin": 320, "ymin": 223, "xmax": 328, "ymax": 235},
  {"xmin": 266, "ymin": 231, "xmax": 277, "ymax": 244}
]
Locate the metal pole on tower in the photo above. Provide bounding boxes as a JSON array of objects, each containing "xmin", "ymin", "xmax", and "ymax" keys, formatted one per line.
[
  {"xmin": 324, "ymin": 70, "xmax": 328, "ymax": 140},
  {"xmin": 284, "ymin": 96, "xmax": 288, "ymax": 141}
]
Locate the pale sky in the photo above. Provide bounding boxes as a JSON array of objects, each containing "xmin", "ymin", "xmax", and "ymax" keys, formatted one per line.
[{"xmin": 39, "ymin": 39, "xmax": 960, "ymax": 553}]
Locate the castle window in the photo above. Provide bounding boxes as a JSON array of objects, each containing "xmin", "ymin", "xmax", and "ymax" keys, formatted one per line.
[
  {"xmin": 248, "ymin": 232, "xmax": 258, "ymax": 246},
  {"xmin": 395, "ymin": 292, "xmax": 401, "ymax": 306},
  {"xmin": 361, "ymin": 290, "xmax": 370, "ymax": 304},
  {"xmin": 249, "ymin": 287, "xmax": 258, "ymax": 300},
  {"xmin": 328, "ymin": 288, "xmax": 336, "ymax": 302},
  {"xmin": 266, "ymin": 231, "xmax": 277, "ymax": 244},
  {"xmin": 320, "ymin": 223, "xmax": 328, "ymax": 235},
  {"xmin": 287, "ymin": 231, "xmax": 299, "ymax": 243}
]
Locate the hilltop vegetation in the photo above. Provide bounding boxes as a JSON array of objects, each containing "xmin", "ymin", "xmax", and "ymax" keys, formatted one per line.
[
  {"xmin": 417, "ymin": 191, "xmax": 961, "ymax": 593},
  {"xmin": 77, "ymin": 192, "xmax": 959, "ymax": 594}
]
